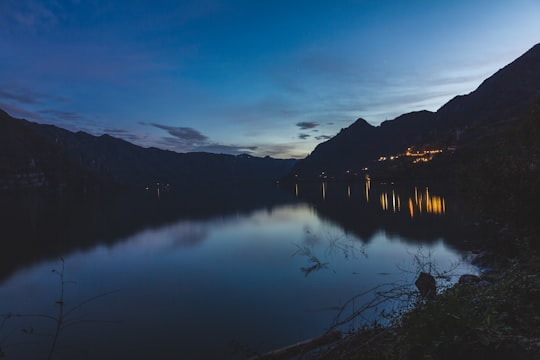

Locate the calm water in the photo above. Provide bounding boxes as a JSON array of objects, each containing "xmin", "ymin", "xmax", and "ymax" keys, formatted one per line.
[{"xmin": 0, "ymin": 181, "xmax": 476, "ymax": 359}]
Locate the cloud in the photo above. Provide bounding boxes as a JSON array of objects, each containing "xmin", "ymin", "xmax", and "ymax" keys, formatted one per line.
[
  {"xmin": 151, "ymin": 123, "xmax": 208, "ymax": 143},
  {"xmin": 315, "ymin": 135, "xmax": 332, "ymax": 141},
  {"xmin": 195, "ymin": 144, "xmax": 258, "ymax": 155},
  {"xmin": 156, "ymin": 136, "xmax": 259, "ymax": 156},
  {"xmin": 103, "ymin": 128, "xmax": 128, "ymax": 134},
  {"xmin": 40, "ymin": 109, "xmax": 83, "ymax": 122},
  {"xmin": 0, "ymin": 102, "xmax": 43, "ymax": 120},
  {"xmin": 257, "ymin": 145, "xmax": 299, "ymax": 159},
  {"xmin": 296, "ymin": 121, "xmax": 319, "ymax": 130},
  {"xmin": 0, "ymin": 88, "xmax": 69, "ymax": 105},
  {"xmin": 148, "ymin": 122, "xmax": 260, "ymax": 156},
  {"xmin": 298, "ymin": 133, "xmax": 310, "ymax": 140},
  {"xmin": 101, "ymin": 128, "xmax": 148, "ymax": 143},
  {"xmin": 0, "ymin": 0, "xmax": 62, "ymax": 30},
  {"xmin": 0, "ymin": 89, "xmax": 40, "ymax": 104}
]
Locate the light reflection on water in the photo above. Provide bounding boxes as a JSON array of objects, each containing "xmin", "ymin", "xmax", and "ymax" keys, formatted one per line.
[{"xmin": 0, "ymin": 184, "xmax": 476, "ymax": 359}]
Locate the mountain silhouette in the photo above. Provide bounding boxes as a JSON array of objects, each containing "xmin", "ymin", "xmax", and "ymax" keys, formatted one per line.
[
  {"xmin": 0, "ymin": 110, "xmax": 296, "ymax": 192},
  {"xmin": 2, "ymin": 43, "xmax": 539, "ymax": 190},
  {"xmin": 288, "ymin": 43, "xmax": 540, "ymax": 180}
]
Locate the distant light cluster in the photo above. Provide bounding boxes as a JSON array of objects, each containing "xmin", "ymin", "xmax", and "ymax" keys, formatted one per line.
[{"xmin": 378, "ymin": 146, "xmax": 450, "ymax": 164}]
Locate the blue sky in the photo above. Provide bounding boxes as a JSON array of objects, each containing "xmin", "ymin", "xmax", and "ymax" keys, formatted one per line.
[{"xmin": 1, "ymin": 1, "xmax": 539, "ymax": 158}]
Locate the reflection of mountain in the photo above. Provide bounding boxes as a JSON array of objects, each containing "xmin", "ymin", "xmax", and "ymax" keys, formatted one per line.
[
  {"xmin": 288, "ymin": 181, "xmax": 472, "ymax": 248},
  {"xmin": 1, "ymin": 180, "xmax": 473, "ymax": 283},
  {"xmin": 0, "ymin": 184, "xmax": 296, "ymax": 282}
]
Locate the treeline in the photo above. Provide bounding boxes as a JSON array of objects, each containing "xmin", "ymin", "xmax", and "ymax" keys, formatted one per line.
[{"xmin": 457, "ymin": 97, "xmax": 540, "ymax": 253}]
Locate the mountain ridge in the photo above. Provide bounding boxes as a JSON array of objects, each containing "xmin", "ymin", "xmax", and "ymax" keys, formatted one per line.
[
  {"xmin": 0, "ymin": 110, "xmax": 297, "ymax": 192},
  {"xmin": 2, "ymin": 43, "xmax": 540, "ymax": 189},
  {"xmin": 287, "ymin": 43, "xmax": 540, "ymax": 179}
]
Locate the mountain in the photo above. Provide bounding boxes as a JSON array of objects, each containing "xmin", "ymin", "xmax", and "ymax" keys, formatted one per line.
[
  {"xmin": 0, "ymin": 110, "xmax": 110, "ymax": 192},
  {"xmin": 437, "ymin": 42, "xmax": 540, "ymax": 129},
  {"xmin": 290, "ymin": 111, "xmax": 437, "ymax": 178},
  {"xmin": 288, "ymin": 43, "xmax": 540, "ymax": 180},
  {"xmin": 0, "ymin": 110, "xmax": 296, "ymax": 192}
]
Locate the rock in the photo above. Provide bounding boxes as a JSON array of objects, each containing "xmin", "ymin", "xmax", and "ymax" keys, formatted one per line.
[
  {"xmin": 415, "ymin": 272, "xmax": 436, "ymax": 298},
  {"xmin": 458, "ymin": 274, "xmax": 482, "ymax": 284},
  {"xmin": 471, "ymin": 250, "xmax": 504, "ymax": 270},
  {"xmin": 480, "ymin": 270, "xmax": 501, "ymax": 283},
  {"xmin": 253, "ymin": 330, "xmax": 342, "ymax": 359}
]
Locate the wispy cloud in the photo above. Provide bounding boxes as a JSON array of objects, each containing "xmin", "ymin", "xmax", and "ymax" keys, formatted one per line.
[
  {"xmin": 195, "ymin": 144, "xmax": 258, "ymax": 155},
  {"xmin": 151, "ymin": 123, "xmax": 208, "ymax": 144},
  {"xmin": 103, "ymin": 128, "xmax": 128, "ymax": 134},
  {"xmin": 255, "ymin": 143, "xmax": 305, "ymax": 159},
  {"xmin": 0, "ymin": 88, "xmax": 69, "ymax": 105},
  {"xmin": 315, "ymin": 135, "xmax": 332, "ymax": 141},
  {"xmin": 296, "ymin": 121, "xmax": 319, "ymax": 130},
  {"xmin": 298, "ymin": 133, "xmax": 310, "ymax": 140},
  {"xmin": 40, "ymin": 109, "xmax": 83, "ymax": 122},
  {"xmin": 0, "ymin": 102, "xmax": 43, "ymax": 120},
  {"xmin": 0, "ymin": 0, "xmax": 62, "ymax": 30},
  {"xmin": 148, "ymin": 122, "xmax": 261, "ymax": 156},
  {"xmin": 0, "ymin": 89, "xmax": 40, "ymax": 104}
]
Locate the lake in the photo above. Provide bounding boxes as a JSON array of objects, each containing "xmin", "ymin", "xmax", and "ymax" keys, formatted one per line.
[{"xmin": 0, "ymin": 180, "xmax": 477, "ymax": 359}]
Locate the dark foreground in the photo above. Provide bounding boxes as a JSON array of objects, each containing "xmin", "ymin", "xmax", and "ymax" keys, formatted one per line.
[{"xmin": 252, "ymin": 248, "xmax": 540, "ymax": 360}]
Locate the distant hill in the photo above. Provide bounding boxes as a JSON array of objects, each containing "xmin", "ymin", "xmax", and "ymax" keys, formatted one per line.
[
  {"xmin": 287, "ymin": 43, "xmax": 540, "ymax": 180},
  {"xmin": 0, "ymin": 110, "xmax": 110, "ymax": 192},
  {"xmin": 0, "ymin": 110, "xmax": 296, "ymax": 192}
]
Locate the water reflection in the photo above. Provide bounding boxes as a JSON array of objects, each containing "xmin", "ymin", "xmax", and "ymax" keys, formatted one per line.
[
  {"xmin": 289, "ymin": 180, "xmax": 470, "ymax": 248},
  {"xmin": 0, "ymin": 182, "xmax": 476, "ymax": 359},
  {"xmin": 380, "ymin": 190, "xmax": 401, "ymax": 212},
  {"xmin": 365, "ymin": 177, "xmax": 370, "ymax": 202},
  {"xmin": 0, "ymin": 184, "xmax": 295, "ymax": 282},
  {"xmin": 294, "ymin": 224, "xmax": 368, "ymax": 277},
  {"xmin": 296, "ymin": 181, "xmax": 447, "ymax": 218},
  {"xmin": 380, "ymin": 186, "xmax": 447, "ymax": 218}
]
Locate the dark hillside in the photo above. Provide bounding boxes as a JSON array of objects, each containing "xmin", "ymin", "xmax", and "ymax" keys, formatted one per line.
[
  {"xmin": 437, "ymin": 43, "xmax": 540, "ymax": 129},
  {"xmin": 0, "ymin": 110, "xmax": 296, "ymax": 192},
  {"xmin": 0, "ymin": 110, "xmax": 110, "ymax": 192},
  {"xmin": 288, "ymin": 43, "xmax": 540, "ymax": 180}
]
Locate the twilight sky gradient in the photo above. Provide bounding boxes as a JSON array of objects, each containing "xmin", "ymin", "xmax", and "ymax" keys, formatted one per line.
[{"xmin": 1, "ymin": 1, "xmax": 539, "ymax": 158}]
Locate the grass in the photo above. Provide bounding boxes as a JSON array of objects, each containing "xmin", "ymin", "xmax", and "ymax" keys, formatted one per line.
[{"xmin": 303, "ymin": 249, "xmax": 540, "ymax": 360}]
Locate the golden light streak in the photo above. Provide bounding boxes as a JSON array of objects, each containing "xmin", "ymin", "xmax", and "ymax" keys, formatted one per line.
[{"xmin": 365, "ymin": 178, "xmax": 371, "ymax": 203}]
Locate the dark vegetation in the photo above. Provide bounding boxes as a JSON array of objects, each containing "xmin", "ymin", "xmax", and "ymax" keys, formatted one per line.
[
  {"xmin": 457, "ymin": 98, "xmax": 540, "ymax": 254},
  {"xmin": 265, "ymin": 43, "xmax": 540, "ymax": 359},
  {"xmin": 0, "ymin": 110, "xmax": 112, "ymax": 193},
  {"xmin": 296, "ymin": 98, "xmax": 540, "ymax": 360},
  {"xmin": 0, "ymin": 109, "xmax": 296, "ymax": 193},
  {"xmin": 1, "ymin": 43, "xmax": 539, "ymax": 359},
  {"xmin": 286, "ymin": 43, "xmax": 540, "ymax": 181}
]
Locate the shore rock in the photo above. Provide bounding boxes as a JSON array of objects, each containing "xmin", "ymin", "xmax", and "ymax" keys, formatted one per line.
[{"xmin": 415, "ymin": 272, "xmax": 436, "ymax": 298}]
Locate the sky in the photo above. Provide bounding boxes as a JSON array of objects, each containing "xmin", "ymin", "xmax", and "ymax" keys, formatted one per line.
[{"xmin": 1, "ymin": 1, "xmax": 539, "ymax": 159}]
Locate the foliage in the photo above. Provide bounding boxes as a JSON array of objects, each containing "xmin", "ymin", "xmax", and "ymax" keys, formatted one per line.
[
  {"xmin": 457, "ymin": 97, "xmax": 540, "ymax": 252},
  {"xmin": 305, "ymin": 254, "xmax": 540, "ymax": 360},
  {"xmin": 275, "ymin": 100, "xmax": 540, "ymax": 360},
  {"xmin": 292, "ymin": 226, "xmax": 366, "ymax": 277},
  {"xmin": 292, "ymin": 244, "xmax": 330, "ymax": 277},
  {"xmin": 396, "ymin": 256, "xmax": 540, "ymax": 360}
]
